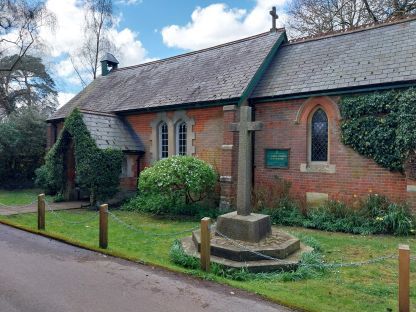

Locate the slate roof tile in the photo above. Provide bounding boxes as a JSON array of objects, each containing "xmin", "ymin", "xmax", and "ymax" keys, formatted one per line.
[
  {"xmin": 81, "ymin": 112, "xmax": 144, "ymax": 152},
  {"xmin": 50, "ymin": 30, "xmax": 283, "ymax": 120},
  {"xmin": 253, "ymin": 18, "xmax": 416, "ymax": 99}
]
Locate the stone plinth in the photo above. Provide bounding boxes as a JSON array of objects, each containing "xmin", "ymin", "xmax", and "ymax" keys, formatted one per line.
[
  {"xmin": 216, "ymin": 211, "xmax": 271, "ymax": 243},
  {"xmin": 181, "ymin": 226, "xmax": 311, "ymax": 272},
  {"xmin": 192, "ymin": 227, "xmax": 300, "ymax": 262}
]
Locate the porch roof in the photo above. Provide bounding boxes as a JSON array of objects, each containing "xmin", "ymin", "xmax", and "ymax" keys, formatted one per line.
[{"xmin": 81, "ymin": 111, "xmax": 144, "ymax": 152}]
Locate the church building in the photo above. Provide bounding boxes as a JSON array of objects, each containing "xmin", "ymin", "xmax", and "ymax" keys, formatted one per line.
[{"xmin": 47, "ymin": 16, "xmax": 416, "ymax": 210}]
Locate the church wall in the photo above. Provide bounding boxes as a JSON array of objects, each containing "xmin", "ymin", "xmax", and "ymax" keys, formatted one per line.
[
  {"xmin": 253, "ymin": 96, "xmax": 413, "ymax": 208},
  {"xmin": 125, "ymin": 105, "xmax": 226, "ymax": 183}
]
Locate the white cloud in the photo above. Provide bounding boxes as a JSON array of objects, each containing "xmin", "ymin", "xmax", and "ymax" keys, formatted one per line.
[
  {"xmin": 55, "ymin": 58, "xmax": 74, "ymax": 77},
  {"xmin": 161, "ymin": 0, "xmax": 288, "ymax": 50},
  {"xmin": 57, "ymin": 92, "xmax": 76, "ymax": 108},
  {"xmin": 40, "ymin": 0, "xmax": 85, "ymax": 58},
  {"xmin": 40, "ymin": 0, "xmax": 152, "ymax": 92},
  {"xmin": 108, "ymin": 28, "xmax": 156, "ymax": 66}
]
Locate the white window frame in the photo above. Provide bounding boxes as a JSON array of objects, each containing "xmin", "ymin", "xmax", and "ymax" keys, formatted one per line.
[
  {"xmin": 175, "ymin": 121, "xmax": 187, "ymax": 156},
  {"xmin": 158, "ymin": 122, "xmax": 168, "ymax": 159}
]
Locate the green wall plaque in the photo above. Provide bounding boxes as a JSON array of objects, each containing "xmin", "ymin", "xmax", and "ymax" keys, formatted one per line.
[{"xmin": 265, "ymin": 149, "xmax": 290, "ymax": 168}]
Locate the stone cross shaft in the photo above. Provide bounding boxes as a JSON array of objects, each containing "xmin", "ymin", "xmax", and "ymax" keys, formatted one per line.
[
  {"xmin": 230, "ymin": 106, "xmax": 263, "ymax": 216},
  {"xmin": 269, "ymin": 6, "xmax": 278, "ymax": 32}
]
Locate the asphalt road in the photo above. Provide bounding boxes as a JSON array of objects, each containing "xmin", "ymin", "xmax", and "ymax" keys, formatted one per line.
[{"xmin": 0, "ymin": 224, "xmax": 292, "ymax": 312}]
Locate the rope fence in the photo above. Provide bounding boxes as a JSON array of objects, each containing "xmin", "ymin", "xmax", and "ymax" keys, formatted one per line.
[
  {"xmin": 0, "ymin": 200, "xmax": 37, "ymax": 209},
  {"xmin": 45, "ymin": 200, "xmax": 99, "ymax": 225},
  {"xmin": 1, "ymin": 194, "xmax": 413, "ymax": 312},
  {"xmin": 107, "ymin": 210, "xmax": 199, "ymax": 237}
]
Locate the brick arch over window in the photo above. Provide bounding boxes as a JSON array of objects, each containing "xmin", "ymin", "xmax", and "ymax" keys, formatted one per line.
[
  {"xmin": 295, "ymin": 96, "xmax": 341, "ymax": 124},
  {"xmin": 297, "ymin": 96, "xmax": 339, "ymax": 174}
]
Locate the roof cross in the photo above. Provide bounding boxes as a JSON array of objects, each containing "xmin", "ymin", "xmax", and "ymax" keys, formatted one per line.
[{"xmin": 270, "ymin": 6, "xmax": 278, "ymax": 32}]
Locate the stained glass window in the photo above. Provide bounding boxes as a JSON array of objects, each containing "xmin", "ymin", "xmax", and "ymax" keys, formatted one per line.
[
  {"xmin": 159, "ymin": 122, "xmax": 168, "ymax": 159},
  {"xmin": 176, "ymin": 122, "xmax": 187, "ymax": 156},
  {"xmin": 311, "ymin": 109, "xmax": 328, "ymax": 162}
]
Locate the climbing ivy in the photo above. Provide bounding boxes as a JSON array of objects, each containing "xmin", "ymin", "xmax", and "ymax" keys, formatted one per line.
[
  {"xmin": 36, "ymin": 109, "xmax": 123, "ymax": 203},
  {"xmin": 340, "ymin": 88, "xmax": 416, "ymax": 173}
]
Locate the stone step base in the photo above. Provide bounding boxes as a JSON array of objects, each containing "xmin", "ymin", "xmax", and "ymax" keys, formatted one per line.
[
  {"xmin": 192, "ymin": 227, "xmax": 300, "ymax": 262},
  {"xmin": 181, "ymin": 236, "xmax": 312, "ymax": 273}
]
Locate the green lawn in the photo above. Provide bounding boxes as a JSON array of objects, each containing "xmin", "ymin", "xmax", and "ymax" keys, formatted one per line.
[
  {"xmin": 0, "ymin": 190, "xmax": 415, "ymax": 312},
  {"xmin": 0, "ymin": 189, "xmax": 47, "ymax": 205}
]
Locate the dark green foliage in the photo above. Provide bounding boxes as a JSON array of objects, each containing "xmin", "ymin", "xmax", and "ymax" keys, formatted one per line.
[
  {"xmin": 122, "ymin": 193, "xmax": 223, "ymax": 219},
  {"xmin": 340, "ymin": 88, "xmax": 416, "ymax": 171},
  {"xmin": 0, "ymin": 55, "xmax": 57, "ymax": 116},
  {"xmin": 0, "ymin": 108, "xmax": 47, "ymax": 188},
  {"xmin": 138, "ymin": 156, "xmax": 218, "ymax": 203},
  {"xmin": 262, "ymin": 197, "xmax": 305, "ymax": 226},
  {"xmin": 264, "ymin": 194, "xmax": 414, "ymax": 235},
  {"xmin": 124, "ymin": 156, "xmax": 219, "ymax": 217},
  {"xmin": 36, "ymin": 109, "xmax": 123, "ymax": 202},
  {"xmin": 169, "ymin": 239, "xmax": 200, "ymax": 269}
]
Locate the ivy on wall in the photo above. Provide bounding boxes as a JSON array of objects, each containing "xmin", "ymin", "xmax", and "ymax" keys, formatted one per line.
[
  {"xmin": 36, "ymin": 109, "xmax": 123, "ymax": 203},
  {"xmin": 340, "ymin": 88, "xmax": 416, "ymax": 175}
]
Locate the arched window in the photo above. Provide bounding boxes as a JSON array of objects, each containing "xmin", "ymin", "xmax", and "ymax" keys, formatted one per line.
[
  {"xmin": 176, "ymin": 121, "xmax": 187, "ymax": 155},
  {"xmin": 310, "ymin": 108, "xmax": 328, "ymax": 162},
  {"xmin": 159, "ymin": 122, "xmax": 168, "ymax": 159}
]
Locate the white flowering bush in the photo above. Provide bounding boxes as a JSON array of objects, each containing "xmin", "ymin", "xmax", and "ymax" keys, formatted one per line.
[{"xmin": 126, "ymin": 156, "xmax": 218, "ymax": 215}]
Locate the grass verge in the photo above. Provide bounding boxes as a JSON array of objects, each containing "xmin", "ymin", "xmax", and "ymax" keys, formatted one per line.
[{"xmin": 0, "ymin": 205, "xmax": 415, "ymax": 312}]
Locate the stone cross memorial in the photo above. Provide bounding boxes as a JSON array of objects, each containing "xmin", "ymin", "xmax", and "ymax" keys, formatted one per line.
[{"xmin": 216, "ymin": 106, "xmax": 272, "ymax": 242}]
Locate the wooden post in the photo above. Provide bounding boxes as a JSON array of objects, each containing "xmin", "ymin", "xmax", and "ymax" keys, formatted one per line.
[
  {"xmin": 37, "ymin": 194, "xmax": 45, "ymax": 230},
  {"xmin": 99, "ymin": 204, "xmax": 108, "ymax": 249},
  {"xmin": 200, "ymin": 217, "xmax": 211, "ymax": 272},
  {"xmin": 399, "ymin": 244, "xmax": 410, "ymax": 312}
]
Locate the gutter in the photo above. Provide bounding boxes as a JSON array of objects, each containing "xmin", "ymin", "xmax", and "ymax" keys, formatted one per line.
[{"xmin": 252, "ymin": 80, "xmax": 416, "ymax": 104}]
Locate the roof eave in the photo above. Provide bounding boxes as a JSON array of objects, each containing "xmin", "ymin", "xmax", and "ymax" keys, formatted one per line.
[
  {"xmin": 251, "ymin": 80, "xmax": 416, "ymax": 103},
  {"xmin": 115, "ymin": 97, "xmax": 240, "ymax": 115}
]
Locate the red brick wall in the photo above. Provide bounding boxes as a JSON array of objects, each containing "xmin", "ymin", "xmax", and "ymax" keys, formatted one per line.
[
  {"xmin": 253, "ymin": 96, "xmax": 409, "ymax": 205},
  {"xmin": 125, "ymin": 113, "xmax": 155, "ymax": 168},
  {"xmin": 125, "ymin": 106, "xmax": 225, "ymax": 173}
]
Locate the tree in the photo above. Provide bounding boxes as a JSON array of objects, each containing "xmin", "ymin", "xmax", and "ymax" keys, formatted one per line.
[
  {"xmin": 287, "ymin": 0, "xmax": 416, "ymax": 37},
  {"xmin": 70, "ymin": 0, "xmax": 117, "ymax": 86},
  {"xmin": 0, "ymin": 54, "xmax": 57, "ymax": 117},
  {"xmin": 0, "ymin": 107, "xmax": 47, "ymax": 188},
  {"xmin": 0, "ymin": 1, "xmax": 55, "ymax": 117},
  {"xmin": 0, "ymin": 0, "xmax": 55, "ymax": 73}
]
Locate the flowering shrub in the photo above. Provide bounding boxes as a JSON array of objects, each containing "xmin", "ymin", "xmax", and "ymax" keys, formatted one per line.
[
  {"xmin": 139, "ymin": 156, "xmax": 217, "ymax": 202},
  {"xmin": 124, "ymin": 156, "xmax": 218, "ymax": 215}
]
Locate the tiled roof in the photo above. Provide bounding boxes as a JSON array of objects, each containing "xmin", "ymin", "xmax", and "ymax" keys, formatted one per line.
[
  {"xmin": 50, "ymin": 31, "xmax": 284, "ymax": 120},
  {"xmin": 252, "ymin": 18, "xmax": 416, "ymax": 99},
  {"xmin": 81, "ymin": 111, "xmax": 144, "ymax": 152}
]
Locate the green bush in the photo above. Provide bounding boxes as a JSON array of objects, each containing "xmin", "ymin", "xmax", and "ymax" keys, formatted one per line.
[
  {"xmin": 261, "ymin": 189, "xmax": 414, "ymax": 235},
  {"xmin": 340, "ymin": 88, "xmax": 416, "ymax": 172},
  {"xmin": 124, "ymin": 156, "xmax": 219, "ymax": 216},
  {"xmin": 139, "ymin": 156, "xmax": 218, "ymax": 203},
  {"xmin": 36, "ymin": 109, "xmax": 123, "ymax": 203},
  {"xmin": 0, "ymin": 108, "xmax": 47, "ymax": 188}
]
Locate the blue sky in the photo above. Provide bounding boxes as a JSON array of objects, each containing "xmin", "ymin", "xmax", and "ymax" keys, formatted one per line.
[
  {"xmin": 40, "ymin": 0, "xmax": 288, "ymax": 105},
  {"xmin": 117, "ymin": 0, "xmax": 259, "ymax": 58}
]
